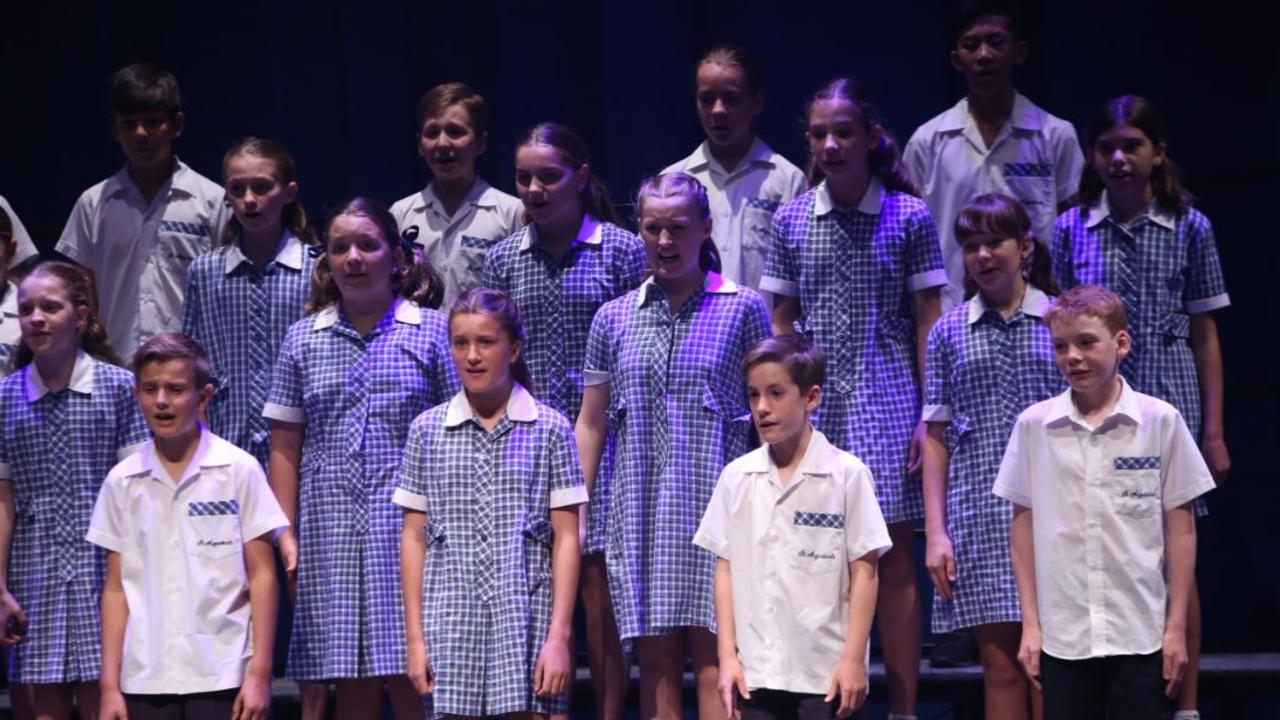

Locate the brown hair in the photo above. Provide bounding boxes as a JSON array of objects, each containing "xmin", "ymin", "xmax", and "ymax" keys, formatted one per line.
[
  {"xmin": 416, "ymin": 82, "xmax": 489, "ymax": 136},
  {"xmin": 697, "ymin": 45, "xmax": 764, "ymax": 96},
  {"xmin": 132, "ymin": 332, "xmax": 214, "ymax": 388},
  {"xmin": 954, "ymin": 193, "xmax": 1059, "ymax": 297},
  {"xmin": 1043, "ymin": 285, "xmax": 1128, "ymax": 335},
  {"xmin": 804, "ymin": 77, "xmax": 918, "ymax": 195},
  {"xmin": 0, "ymin": 205, "xmax": 15, "ymax": 268},
  {"xmin": 635, "ymin": 172, "xmax": 721, "ymax": 274},
  {"xmin": 517, "ymin": 123, "xmax": 621, "ymax": 226},
  {"xmin": 1078, "ymin": 95, "xmax": 1193, "ymax": 215},
  {"xmin": 221, "ymin": 136, "xmax": 316, "ymax": 248},
  {"xmin": 741, "ymin": 334, "xmax": 827, "ymax": 392},
  {"xmin": 449, "ymin": 287, "xmax": 534, "ymax": 392},
  {"xmin": 10, "ymin": 261, "xmax": 122, "ymax": 372}
]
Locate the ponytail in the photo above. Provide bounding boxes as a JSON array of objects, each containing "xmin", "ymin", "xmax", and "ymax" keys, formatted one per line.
[
  {"xmin": 955, "ymin": 193, "xmax": 1060, "ymax": 299},
  {"xmin": 10, "ymin": 261, "xmax": 123, "ymax": 372}
]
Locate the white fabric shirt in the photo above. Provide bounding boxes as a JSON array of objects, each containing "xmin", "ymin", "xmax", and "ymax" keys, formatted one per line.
[
  {"xmin": 992, "ymin": 379, "xmax": 1214, "ymax": 660},
  {"xmin": 55, "ymin": 159, "xmax": 229, "ymax": 361},
  {"xmin": 0, "ymin": 281, "xmax": 18, "ymax": 372},
  {"xmin": 663, "ymin": 137, "xmax": 807, "ymax": 292},
  {"xmin": 86, "ymin": 429, "xmax": 289, "ymax": 694},
  {"xmin": 0, "ymin": 195, "xmax": 38, "ymax": 267},
  {"xmin": 390, "ymin": 177, "xmax": 524, "ymax": 309},
  {"xmin": 904, "ymin": 94, "xmax": 1085, "ymax": 309},
  {"xmin": 693, "ymin": 429, "xmax": 891, "ymax": 694}
]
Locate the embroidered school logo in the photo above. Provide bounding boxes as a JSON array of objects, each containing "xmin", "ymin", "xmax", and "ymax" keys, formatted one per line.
[
  {"xmin": 461, "ymin": 235, "xmax": 497, "ymax": 250},
  {"xmin": 188, "ymin": 499, "xmax": 240, "ymax": 516},
  {"xmin": 1113, "ymin": 456, "xmax": 1161, "ymax": 470},
  {"xmin": 1003, "ymin": 163, "xmax": 1053, "ymax": 178},
  {"xmin": 160, "ymin": 220, "xmax": 211, "ymax": 237},
  {"xmin": 794, "ymin": 511, "xmax": 844, "ymax": 529},
  {"xmin": 797, "ymin": 548, "xmax": 838, "ymax": 561},
  {"xmin": 746, "ymin": 197, "xmax": 781, "ymax": 212}
]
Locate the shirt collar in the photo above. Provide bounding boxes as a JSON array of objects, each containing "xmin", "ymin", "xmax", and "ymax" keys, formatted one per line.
[
  {"xmin": 135, "ymin": 428, "xmax": 236, "ymax": 487},
  {"xmin": 813, "ymin": 177, "xmax": 884, "ymax": 217},
  {"xmin": 312, "ymin": 297, "xmax": 420, "ymax": 330},
  {"xmin": 1046, "ymin": 376, "xmax": 1143, "ymax": 428},
  {"xmin": 0, "ymin": 280, "xmax": 16, "ymax": 319},
  {"xmin": 966, "ymin": 283, "xmax": 1052, "ymax": 324},
  {"xmin": 938, "ymin": 93, "xmax": 1042, "ymax": 133},
  {"xmin": 420, "ymin": 177, "xmax": 498, "ymax": 213},
  {"xmin": 105, "ymin": 156, "xmax": 202, "ymax": 200},
  {"xmin": 25, "ymin": 350, "xmax": 96, "ymax": 402},
  {"xmin": 223, "ymin": 230, "xmax": 305, "ymax": 274},
  {"xmin": 443, "ymin": 382, "xmax": 538, "ymax": 427},
  {"xmin": 1086, "ymin": 192, "xmax": 1177, "ymax": 231},
  {"xmin": 636, "ymin": 271, "xmax": 739, "ymax": 307},
  {"xmin": 687, "ymin": 136, "xmax": 775, "ymax": 175},
  {"xmin": 739, "ymin": 427, "xmax": 839, "ymax": 477},
  {"xmin": 519, "ymin": 214, "xmax": 602, "ymax": 252}
]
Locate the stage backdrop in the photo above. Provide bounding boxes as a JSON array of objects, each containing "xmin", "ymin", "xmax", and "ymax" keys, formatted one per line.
[{"xmin": 1, "ymin": 0, "xmax": 1276, "ymax": 651}]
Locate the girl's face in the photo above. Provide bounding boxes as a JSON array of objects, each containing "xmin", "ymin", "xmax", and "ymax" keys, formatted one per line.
[
  {"xmin": 17, "ymin": 274, "xmax": 87, "ymax": 360},
  {"xmin": 1092, "ymin": 122, "xmax": 1165, "ymax": 201},
  {"xmin": 224, "ymin": 153, "xmax": 298, "ymax": 237},
  {"xmin": 961, "ymin": 232, "xmax": 1031, "ymax": 298},
  {"xmin": 326, "ymin": 213, "xmax": 401, "ymax": 306},
  {"xmin": 695, "ymin": 62, "xmax": 762, "ymax": 154},
  {"xmin": 450, "ymin": 312, "xmax": 521, "ymax": 397},
  {"xmin": 418, "ymin": 104, "xmax": 486, "ymax": 184},
  {"xmin": 640, "ymin": 194, "xmax": 710, "ymax": 287},
  {"xmin": 515, "ymin": 144, "xmax": 587, "ymax": 230},
  {"xmin": 807, "ymin": 99, "xmax": 881, "ymax": 184}
]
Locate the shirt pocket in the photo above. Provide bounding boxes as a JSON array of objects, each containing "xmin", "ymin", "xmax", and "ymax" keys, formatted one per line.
[
  {"xmin": 460, "ymin": 235, "xmax": 499, "ymax": 276},
  {"xmin": 185, "ymin": 499, "xmax": 243, "ymax": 560},
  {"xmin": 789, "ymin": 511, "xmax": 845, "ymax": 576},
  {"xmin": 156, "ymin": 222, "xmax": 210, "ymax": 274},
  {"xmin": 1113, "ymin": 456, "xmax": 1161, "ymax": 520},
  {"xmin": 743, "ymin": 197, "xmax": 780, "ymax": 254},
  {"xmin": 1002, "ymin": 168, "xmax": 1055, "ymax": 233}
]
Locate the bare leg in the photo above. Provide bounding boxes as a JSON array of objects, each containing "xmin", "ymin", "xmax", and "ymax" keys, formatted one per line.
[
  {"xmin": 689, "ymin": 627, "xmax": 724, "ymax": 720},
  {"xmin": 334, "ymin": 677, "xmax": 385, "ymax": 720},
  {"xmin": 581, "ymin": 553, "xmax": 629, "ymax": 720},
  {"xmin": 74, "ymin": 680, "xmax": 100, "ymax": 720},
  {"xmin": 636, "ymin": 632, "xmax": 687, "ymax": 720},
  {"xmin": 387, "ymin": 674, "xmax": 427, "ymax": 719},
  {"xmin": 1178, "ymin": 581, "xmax": 1202, "ymax": 712},
  {"xmin": 975, "ymin": 622, "xmax": 1031, "ymax": 720},
  {"xmin": 300, "ymin": 681, "xmax": 330, "ymax": 720},
  {"xmin": 876, "ymin": 521, "xmax": 922, "ymax": 717}
]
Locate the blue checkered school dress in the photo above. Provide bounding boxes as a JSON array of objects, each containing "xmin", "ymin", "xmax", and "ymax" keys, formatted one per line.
[
  {"xmin": 0, "ymin": 356, "xmax": 149, "ymax": 682},
  {"xmin": 182, "ymin": 234, "xmax": 314, "ymax": 468},
  {"xmin": 584, "ymin": 275, "xmax": 770, "ymax": 638},
  {"xmin": 394, "ymin": 385, "xmax": 586, "ymax": 717},
  {"xmin": 762, "ymin": 181, "xmax": 947, "ymax": 523},
  {"xmin": 483, "ymin": 219, "xmax": 645, "ymax": 554},
  {"xmin": 263, "ymin": 299, "xmax": 459, "ymax": 681},
  {"xmin": 922, "ymin": 288, "xmax": 1064, "ymax": 633}
]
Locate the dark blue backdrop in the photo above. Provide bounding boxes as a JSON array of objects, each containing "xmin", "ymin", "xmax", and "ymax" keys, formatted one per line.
[{"xmin": 2, "ymin": 0, "xmax": 1276, "ymax": 651}]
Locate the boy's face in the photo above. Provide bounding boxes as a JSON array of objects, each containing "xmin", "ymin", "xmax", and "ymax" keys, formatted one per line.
[
  {"xmin": 745, "ymin": 361, "xmax": 820, "ymax": 447},
  {"xmin": 1050, "ymin": 314, "xmax": 1131, "ymax": 396},
  {"xmin": 695, "ymin": 62, "xmax": 762, "ymax": 157},
  {"xmin": 951, "ymin": 14, "xmax": 1028, "ymax": 96},
  {"xmin": 418, "ymin": 104, "xmax": 486, "ymax": 184},
  {"xmin": 134, "ymin": 359, "xmax": 212, "ymax": 442},
  {"xmin": 110, "ymin": 111, "xmax": 183, "ymax": 171}
]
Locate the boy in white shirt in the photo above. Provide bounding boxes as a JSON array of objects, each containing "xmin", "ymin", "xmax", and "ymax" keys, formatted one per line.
[
  {"xmin": 993, "ymin": 286, "xmax": 1213, "ymax": 720},
  {"xmin": 695, "ymin": 334, "xmax": 891, "ymax": 719},
  {"xmin": 88, "ymin": 333, "xmax": 287, "ymax": 720}
]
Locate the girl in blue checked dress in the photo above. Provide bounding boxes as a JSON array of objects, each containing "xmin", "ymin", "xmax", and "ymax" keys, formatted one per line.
[
  {"xmin": 264, "ymin": 198, "xmax": 458, "ymax": 720},
  {"xmin": 579, "ymin": 172, "xmax": 770, "ymax": 719},
  {"xmin": 397, "ymin": 288, "xmax": 586, "ymax": 718},
  {"xmin": 182, "ymin": 137, "xmax": 317, "ymax": 469},
  {"xmin": 761, "ymin": 78, "xmax": 945, "ymax": 720},
  {"xmin": 921, "ymin": 194, "xmax": 1063, "ymax": 719},
  {"xmin": 483, "ymin": 122, "xmax": 644, "ymax": 717},
  {"xmin": 0, "ymin": 262, "xmax": 148, "ymax": 719},
  {"xmin": 1050, "ymin": 95, "xmax": 1229, "ymax": 719}
]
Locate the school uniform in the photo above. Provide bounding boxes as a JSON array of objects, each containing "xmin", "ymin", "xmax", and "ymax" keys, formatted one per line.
[
  {"xmin": 693, "ymin": 428, "xmax": 892, "ymax": 696},
  {"xmin": 762, "ymin": 179, "xmax": 947, "ymax": 524},
  {"xmin": 0, "ymin": 195, "xmax": 39, "ymax": 267},
  {"xmin": 55, "ymin": 159, "xmax": 229, "ymax": 361},
  {"xmin": 583, "ymin": 273, "xmax": 770, "ymax": 638},
  {"xmin": 992, "ymin": 379, "xmax": 1214, "ymax": 719},
  {"xmin": 262, "ymin": 298, "xmax": 459, "ymax": 681},
  {"xmin": 393, "ymin": 384, "xmax": 587, "ymax": 717},
  {"xmin": 904, "ymin": 94, "xmax": 1085, "ymax": 309},
  {"xmin": 390, "ymin": 177, "xmax": 524, "ymax": 309},
  {"xmin": 921, "ymin": 285, "xmax": 1064, "ymax": 633},
  {"xmin": 85, "ymin": 429, "xmax": 289, "ymax": 697},
  {"xmin": 663, "ymin": 137, "xmax": 808, "ymax": 292},
  {"xmin": 0, "ymin": 351, "xmax": 149, "ymax": 683},
  {"xmin": 0, "ymin": 281, "xmax": 18, "ymax": 373},
  {"xmin": 181, "ymin": 231, "xmax": 315, "ymax": 468}
]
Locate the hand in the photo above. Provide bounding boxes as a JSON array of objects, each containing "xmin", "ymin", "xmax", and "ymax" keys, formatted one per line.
[
  {"xmin": 824, "ymin": 657, "xmax": 868, "ymax": 718},
  {"xmin": 924, "ymin": 531, "xmax": 957, "ymax": 601},
  {"xmin": 1200, "ymin": 435, "xmax": 1230, "ymax": 485},
  {"xmin": 906, "ymin": 420, "xmax": 927, "ymax": 475},
  {"xmin": 0, "ymin": 590, "xmax": 27, "ymax": 646},
  {"xmin": 533, "ymin": 636, "xmax": 572, "ymax": 697},
  {"xmin": 1162, "ymin": 627, "xmax": 1188, "ymax": 698},
  {"xmin": 231, "ymin": 674, "xmax": 271, "ymax": 720},
  {"xmin": 99, "ymin": 687, "xmax": 129, "ymax": 720},
  {"xmin": 278, "ymin": 529, "xmax": 299, "ymax": 602},
  {"xmin": 407, "ymin": 639, "xmax": 434, "ymax": 695},
  {"xmin": 1018, "ymin": 623, "xmax": 1042, "ymax": 691},
  {"xmin": 718, "ymin": 655, "xmax": 751, "ymax": 720}
]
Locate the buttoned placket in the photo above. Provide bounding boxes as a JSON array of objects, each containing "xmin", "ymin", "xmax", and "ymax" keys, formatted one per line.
[
  {"xmin": 244, "ymin": 264, "xmax": 273, "ymax": 447},
  {"xmin": 1081, "ymin": 422, "xmax": 1109, "ymax": 655},
  {"xmin": 339, "ymin": 320, "xmax": 390, "ymax": 536},
  {"xmin": 964, "ymin": 123, "xmax": 1014, "ymax": 194},
  {"xmin": 758, "ymin": 469, "xmax": 799, "ymax": 672},
  {"xmin": 832, "ymin": 211, "xmax": 863, "ymax": 393},
  {"xmin": 43, "ymin": 390, "xmax": 79, "ymax": 581},
  {"xmin": 1109, "ymin": 220, "xmax": 1143, "ymax": 382},
  {"xmin": 472, "ymin": 416, "xmax": 509, "ymax": 604}
]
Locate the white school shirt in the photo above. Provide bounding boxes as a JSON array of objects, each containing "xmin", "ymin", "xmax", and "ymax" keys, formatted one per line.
[
  {"xmin": 663, "ymin": 137, "xmax": 807, "ymax": 292},
  {"xmin": 85, "ymin": 429, "xmax": 289, "ymax": 694},
  {"xmin": 0, "ymin": 195, "xmax": 39, "ymax": 267},
  {"xmin": 55, "ymin": 159, "xmax": 229, "ymax": 361},
  {"xmin": 904, "ymin": 94, "xmax": 1084, "ymax": 310},
  {"xmin": 390, "ymin": 178, "xmax": 524, "ymax": 309},
  {"xmin": 0, "ymin": 281, "xmax": 18, "ymax": 373},
  {"xmin": 992, "ymin": 379, "xmax": 1214, "ymax": 660},
  {"xmin": 693, "ymin": 429, "xmax": 892, "ymax": 694}
]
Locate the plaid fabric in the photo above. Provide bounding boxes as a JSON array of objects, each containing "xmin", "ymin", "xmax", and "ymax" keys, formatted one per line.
[
  {"xmin": 395, "ymin": 387, "xmax": 584, "ymax": 717},
  {"xmin": 1115, "ymin": 456, "xmax": 1161, "ymax": 471},
  {"xmin": 0, "ymin": 359, "xmax": 148, "ymax": 682},
  {"xmin": 264, "ymin": 301, "xmax": 459, "ymax": 680},
  {"xmin": 763, "ymin": 183, "xmax": 946, "ymax": 523},
  {"xmin": 923, "ymin": 298, "xmax": 1064, "ymax": 633},
  {"xmin": 181, "ymin": 239, "xmax": 314, "ymax": 468},
  {"xmin": 793, "ymin": 512, "xmax": 844, "ymax": 529},
  {"xmin": 187, "ymin": 499, "xmax": 240, "ymax": 516},
  {"xmin": 583, "ymin": 276, "xmax": 770, "ymax": 638}
]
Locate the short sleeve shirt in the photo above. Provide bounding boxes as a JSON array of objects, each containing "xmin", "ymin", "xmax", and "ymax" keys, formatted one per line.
[{"xmin": 0, "ymin": 194, "xmax": 39, "ymax": 267}]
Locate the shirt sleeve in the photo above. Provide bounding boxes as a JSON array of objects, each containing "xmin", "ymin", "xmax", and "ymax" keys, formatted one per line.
[
  {"xmin": 55, "ymin": 189, "xmax": 97, "ymax": 266},
  {"xmin": 392, "ymin": 414, "xmax": 431, "ymax": 512},
  {"xmin": 582, "ymin": 301, "xmax": 616, "ymax": 386},
  {"xmin": 1160, "ymin": 409, "xmax": 1215, "ymax": 510},
  {"xmin": 548, "ymin": 415, "xmax": 588, "ymax": 509},
  {"xmin": 425, "ymin": 311, "xmax": 461, "ymax": 404},
  {"xmin": 904, "ymin": 201, "xmax": 948, "ymax": 292},
  {"xmin": 0, "ymin": 196, "xmax": 38, "ymax": 267},
  {"xmin": 786, "ymin": 166, "xmax": 809, "ymax": 201},
  {"xmin": 902, "ymin": 130, "xmax": 930, "ymax": 193},
  {"xmin": 180, "ymin": 262, "xmax": 201, "ymax": 340},
  {"xmin": 262, "ymin": 322, "xmax": 306, "ymax": 423},
  {"xmin": 0, "ymin": 404, "xmax": 11, "ymax": 481},
  {"xmin": 617, "ymin": 232, "xmax": 648, "ymax": 294},
  {"xmin": 1052, "ymin": 123, "xmax": 1086, "ymax": 204},
  {"xmin": 922, "ymin": 319, "xmax": 953, "ymax": 422},
  {"xmin": 1050, "ymin": 212, "xmax": 1076, "ymax": 291},
  {"xmin": 844, "ymin": 460, "xmax": 892, "ymax": 561},
  {"xmin": 1182, "ymin": 212, "xmax": 1231, "ymax": 314},
  {"xmin": 116, "ymin": 376, "xmax": 151, "ymax": 459},
  {"xmin": 760, "ymin": 207, "xmax": 800, "ymax": 297},
  {"xmin": 740, "ymin": 290, "xmax": 772, "ymax": 350},
  {"xmin": 85, "ymin": 475, "xmax": 128, "ymax": 553},
  {"xmin": 481, "ymin": 242, "xmax": 508, "ymax": 294},
  {"xmin": 993, "ymin": 414, "xmax": 1033, "ymax": 508},
  {"xmin": 692, "ymin": 467, "xmax": 732, "ymax": 559},
  {"xmin": 238, "ymin": 459, "xmax": 289, "ymax": 541}
]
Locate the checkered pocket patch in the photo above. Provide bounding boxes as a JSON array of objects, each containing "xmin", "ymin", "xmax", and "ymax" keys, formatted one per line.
[
  {"xmin": 1003, "ymin": 162, "xmax": 1053, "ymax": 178},
  {"xmin": 746, "ymin": 197, "xmax": 781, "ymax": 212},
  {"xmin": 794, "ymin": 511, "xmax": 844, "ymax": 529},
  {"xmin": 188, "ymin": 499, "xmax": 240, "ymax": 516},
  {"xmin": 1114, "ymin": 456, "xmax": 1160, "ymax": 471},
  {"xmin": 461, "ymin": 235, "xmax": 497, "ymax": 250}
]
